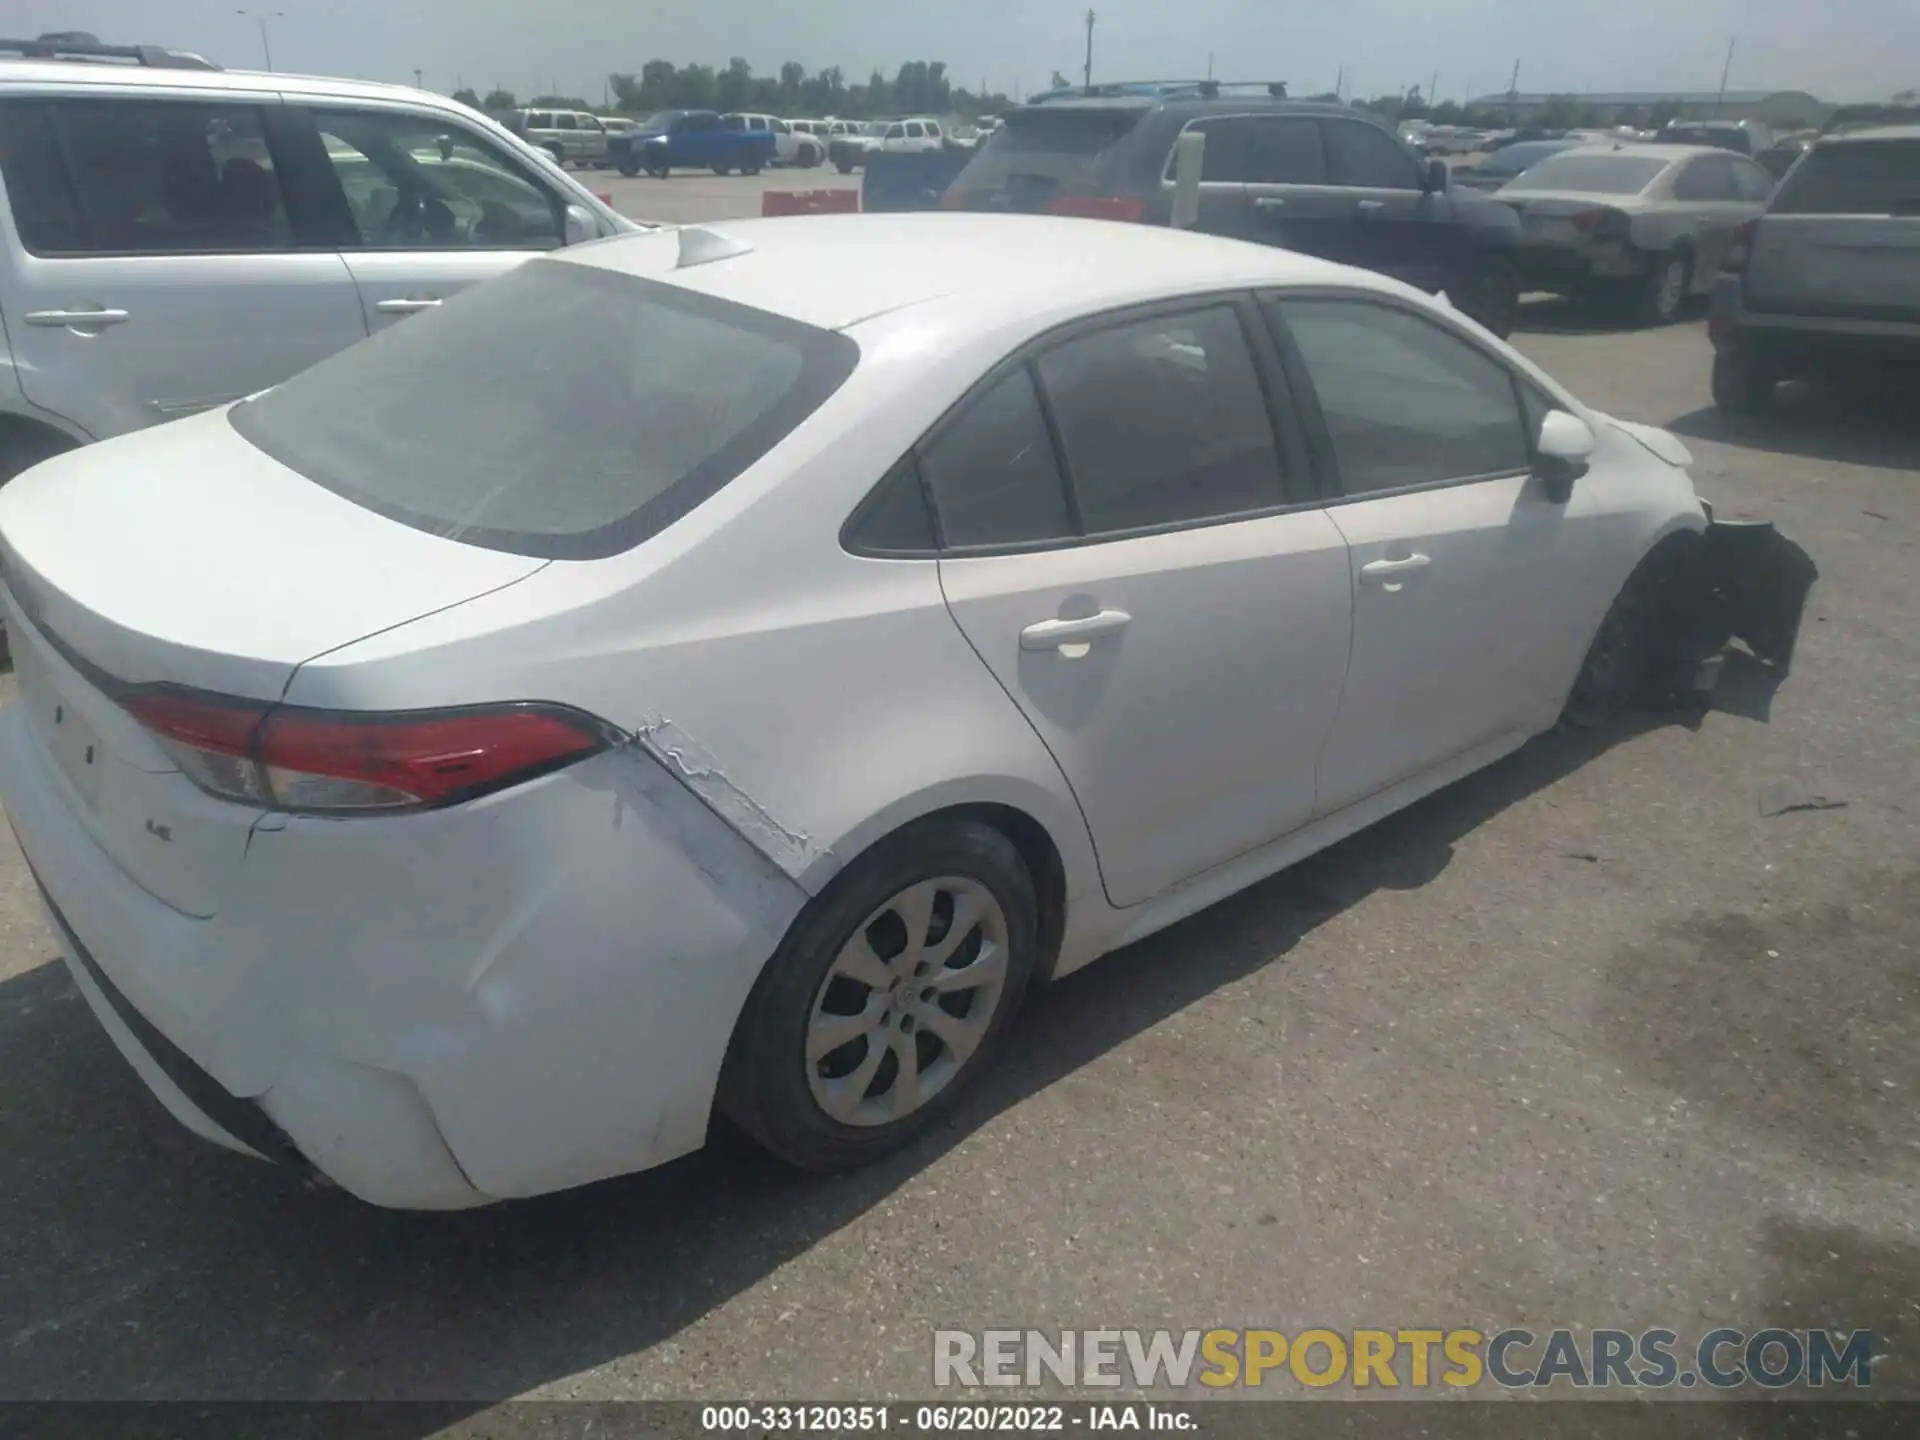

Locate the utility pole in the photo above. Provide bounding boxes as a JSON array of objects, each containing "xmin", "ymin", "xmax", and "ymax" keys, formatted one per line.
[
  {"xmin": 1083, "ymin": 9, "xmax": 1095, "ymax": 89},
  {"xmin": 1335, "ymin": 63, "xmax": 1345, "ymax": 100},
  {"xmin": 1206, "ymin": 52, "xmax": 1214, "ymax": 81},
  {"xmin": 1717, "ymin": 36, "xmax": 1737, "ymax": 113},
  {"xmin": 1429, "ymin": 72, "xmax": 1438, "ymax": 104},
  {"xmin": 235, "ymin": 9, "xmax": 283, "ymax": 71},
  {"xmin": 1507, "ymin": 57, "xmax": 1521, "ymax": 125},
  {"xmin": 413, "ymin": 67, "xmax": 423, "ymax": 90}
]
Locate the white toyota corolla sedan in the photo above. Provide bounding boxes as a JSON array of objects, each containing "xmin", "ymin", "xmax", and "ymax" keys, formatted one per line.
[{"xmin": 0, "ymin": 214, "xmax": 1808, "ymax": 1209}]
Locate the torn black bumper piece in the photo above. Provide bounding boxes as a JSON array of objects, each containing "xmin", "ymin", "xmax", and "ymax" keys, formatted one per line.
[{"xmin": 1661, "ymin": 520, "xmax": 1820, "ymax": 700}]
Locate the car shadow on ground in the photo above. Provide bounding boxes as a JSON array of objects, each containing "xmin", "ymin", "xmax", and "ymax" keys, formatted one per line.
[
  {"xmin": 1668, "ymin": 383, "xmax": 1920, "ymax": 473},
  {"xmin": 1510, "ymin": 293, "xmax": 1702, "ymax": 336},
  {"xmin": 0, "ymin": 705, "xmax": 1739, "ymax": 1408}
]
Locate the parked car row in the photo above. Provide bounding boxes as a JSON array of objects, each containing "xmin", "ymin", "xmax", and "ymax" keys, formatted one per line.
[{"xmin": 502, "ymin": 106, "xmax": 828, "ymax": 173}]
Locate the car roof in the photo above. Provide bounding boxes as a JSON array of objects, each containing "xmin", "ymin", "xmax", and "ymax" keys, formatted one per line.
[
  {"xmin": 1553, "ymin": 142, "xmax": 1705, "ymax": 162},
  {"xmin": 1819, "ymin": 123, "xmax": 1920, "ymax": 145},
  {"xmin": 0, "ymin": 55, "xmax": 452, "ymax": 110},
  {"xmin": 562, "ymin": 212, "xmax": 1388, "ymax": 332}
]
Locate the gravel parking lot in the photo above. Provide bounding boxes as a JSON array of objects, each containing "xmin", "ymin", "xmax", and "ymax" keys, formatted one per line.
[{"xmin": 0, "ymin": 182, "xmax": 1914, "ymax": 1410}]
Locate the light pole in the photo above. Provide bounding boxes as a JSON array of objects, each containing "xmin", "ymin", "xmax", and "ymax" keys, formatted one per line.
[
  {"xmin": 413, "ymin": 68, "xmax": 424, "ymax": 90},
  {"xmin": 1083, "ymin": 9, "xmax": 1095, "ymax": 89},
  {"xmin": 236, "ymin": 9, "xmax": 283, "ymax": 71}
]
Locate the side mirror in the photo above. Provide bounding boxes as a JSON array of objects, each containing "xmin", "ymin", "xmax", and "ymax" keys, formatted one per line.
[
  {"xmin": 1535, "ymin": 409, "xmax": 1595, "ymax": 502},
  {"xmin": 1423, "ymin": 157, "xmax": 1450, "ymax": 193},
  {"xmin": 563, "ymin": 203, "xmax": 594, "ymax": 246}
]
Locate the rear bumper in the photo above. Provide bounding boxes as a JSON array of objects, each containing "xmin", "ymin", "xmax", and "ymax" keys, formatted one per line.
[
  {"xmin": 0, "ymin": 691, "xmax": 808, "ymax": 1208},
  {"xmin": 1513, "ymin": 237, "xmax": 1642, "ymax": 291},
  {"xmin": 1711, "ymin": 275, "xmax": 1920, "ymax": 366}
]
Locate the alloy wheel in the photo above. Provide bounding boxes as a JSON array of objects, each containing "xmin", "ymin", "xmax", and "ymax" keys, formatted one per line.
[{"xmin": 804, "ymin": 876, "xmax": 1009, "ymax": 1127}]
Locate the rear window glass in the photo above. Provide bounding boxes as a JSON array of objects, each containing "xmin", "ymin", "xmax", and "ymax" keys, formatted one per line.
[
  {"xmin": 1771, "ymin": 140, "xmax": 1920, "ymax": 215},
  {"xmin": 1661, "ymin": 125, "xmax": 1752, "ymax": 154},
  {"xmin": 952, "ymin": 108, "xmax": 1141, "ymax": 199},
  {"xmin": 1506, "ymin": 154, "xmax": 1668, "ymax": 194},
  {"xmin": 229, "ymin": 261, "xmax": 858, "ymax": 560}
]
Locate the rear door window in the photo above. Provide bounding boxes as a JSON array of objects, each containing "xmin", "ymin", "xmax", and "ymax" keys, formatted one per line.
[
  {"xmin": 1242, "ymin": 116, "xmax": 1328, "ymax": 185},
  {"xmin": 919, "ymin": 368, "xmax": 1075, "ymax": 548},
  {"xmin": 1163, "ymin": 116, "xmax": 1250, "ymax": 182},
  {"xmin": 1323, "ymin": 119, "xmax": 1420, "ymax": 189},
  {"xmin": 0, "ymin": 98, "xmax": 295, "ymax": 255},
  {"xmin": 1036, "ymin": 304, "xmax": 1288, "ymax": 532},
  {"xmin": 1673, "ymin": 155, "xmax": 1735, "ymax": 201},
  {"xmin": 228, "ymin": 262, "xmax": 859, "ymax": 559},
  {"xmin": 1770, "ymin": 140, "xmax": 1920, "ymax": 215},
  {"xmin": 554, "ymin": 113, "xmax": 579, "ymax": 131}
]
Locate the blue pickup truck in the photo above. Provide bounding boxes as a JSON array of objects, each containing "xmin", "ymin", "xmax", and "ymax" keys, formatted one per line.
[{"xmin": 610, "ymin": 110, "xmax": 776, "ymax": 177}]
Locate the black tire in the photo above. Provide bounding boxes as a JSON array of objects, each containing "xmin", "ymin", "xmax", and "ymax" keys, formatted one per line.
[
  {"xmin": 835, "ymin": 159, "xmax": 855, "ymax": 175},
  {"xmin": 743, "ymin": 160, "xmax": 763, "ymax": 176},
  {"xmin": 1454, "ymin": 257, "xmax": 1520, "ymax": 339},
  {"xmin": 616, "ymin": 155, "xmax": 639, "ymax": 178},
  {"xmin": 721, "ymin": 818, "xmax": 1040, "ymax": 1171},
  {"xmin": 711, "ymin": 163, "xmax": 731, "ymax": 176},
  {"xmin": 1561, "ymin": 541, "xmax": 1689, "ymax": 728},
  {"xmin": 1631, "ymin": 251, "xmax": 1691, "ymax": 327},
  {"xmin": 648, "ymin": 159, "xmax": 670, "ymax": 179},
  {"xmin": 1711, "ymin": 344, "xmax": 1776, "ymax": 415}
]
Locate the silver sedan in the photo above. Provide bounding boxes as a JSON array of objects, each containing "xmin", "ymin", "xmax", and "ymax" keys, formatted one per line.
[{"xmin": 1497, "ymin": 143, "xmax": 1777, "ymax": 325}]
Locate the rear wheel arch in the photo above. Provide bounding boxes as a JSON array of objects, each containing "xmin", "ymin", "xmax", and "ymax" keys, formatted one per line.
[{"xmin": 0, "ymin": 412, "xmax": 83, "ymax": 484}]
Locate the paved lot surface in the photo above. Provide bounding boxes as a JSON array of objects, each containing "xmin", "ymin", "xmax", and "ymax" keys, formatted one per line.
[
  {"xmin": 590, "ymin": 165, "xmax": 858, "ymax": 227},
  {"xmin": 0, "ymin": 192, "xmax": 1914, "ymax": 1410}
]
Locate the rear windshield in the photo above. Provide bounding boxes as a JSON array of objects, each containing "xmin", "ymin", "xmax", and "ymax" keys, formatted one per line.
[
  {"xmin": 953, "ymin": 107, "xmax": 1142, "ymax": 195},
  {"xmin": 1480, "ymin": 141, "xmax": 1570, "ymax": 178},
  {"xmin": 1770, "ymin": 140, "xmax": 1920, "ymax": 215},
  {"xmin": 1661, "ymin": 125, "xmax": 1751, "ymax": 154},
  {"xmin": 229, "ymin": 261, "xmax": 858, "ymax": 560},
  {"xmin": 1507, "ymin": 153, "xmax": 1668, "ymax": 194}
]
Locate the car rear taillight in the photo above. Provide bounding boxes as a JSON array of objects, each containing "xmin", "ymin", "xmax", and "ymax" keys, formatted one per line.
[
  {"xmin": 1569, "ymin": 207, "xmax": 1626, "ymax": 236},
  {"xmin": 938, "ymin": 188, "xmax": 966, "ymax": 210},
  {"xmin": 1722, "ymin": 217, "xmax": 1760, "ymax": 273},
  {"xmin": 594, "ymin": 190, "xmax": 613, "ymax": 205},
  {"xmin": 123, "ymin": 690, "xmax": 613, "ymax": 815},
  {"xmin": 1046, "ymin": 195, "xmax": 1147, "ymax": 222}
]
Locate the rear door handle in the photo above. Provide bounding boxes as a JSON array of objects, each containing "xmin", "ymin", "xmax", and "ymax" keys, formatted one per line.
[
  {"xmin": 1254, "ymin": 196, "xmax": 1287, "ymax": 212},
  {"xmin": 375, "ymin": 297, "xmax": 443, "ymax": 314},
  {"xmin": 1019, "ymin": 609, "xmax": 1132, "ymax": 651},
  {"xmin": 1356, "ymin": 198, "xmax": 1387, "ymax": 214},
  {"xmin": 1360, "ymin": 554, "xmax": 1431, "ymax": 586},
  {"xmin": 25, "ymin": 308, "xmax": 129, "ymax": 327}
]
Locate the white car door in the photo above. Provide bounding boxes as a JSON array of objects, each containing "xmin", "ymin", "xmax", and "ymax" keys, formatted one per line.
[
  {"xmin": 1265, "ymin": 293, "xmax": 1613, "ymax": 815},
  {"xmin": 0, "ymin": 93, "xmax": 366, "ymax": 441},
  {"xmin": 933, "ymin": 299, "xmax": 1353, "ymax": 908},
  {"xmin": 306, "ymin": 105, "xmax": 570, "ymax": 333}
]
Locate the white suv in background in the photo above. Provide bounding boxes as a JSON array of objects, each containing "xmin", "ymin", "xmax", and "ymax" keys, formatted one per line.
[
  {"xmin": 721, "ymin": 113, "xmax": 823, "ymax": 168},
  {"xmin": 0, "ymin": 38, "xmax": 635, "ymax": 483}
]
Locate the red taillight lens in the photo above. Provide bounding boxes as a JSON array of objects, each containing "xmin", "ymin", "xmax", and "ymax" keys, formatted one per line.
[
  {"xmin": 1570, "ymin": 208, "xmax": 1606, "ymax": 234},
  {"xmin": 594, "ymin": 190, "xmax": 613, "ymax": 205},
  {"xmin": 1046, "ymin": 195, "xmax": 1147, "ymax": 223},
  {"xmin": 1723, "ymin": 217, "xmax": 1759, "ymax": 273},
  {"xmin": 937, "ymin": 188, "xmax": 966, "ymax": 210},
  {"xmin": 124, "ymin": 691, "xmax": 611, "ymax": 814}
]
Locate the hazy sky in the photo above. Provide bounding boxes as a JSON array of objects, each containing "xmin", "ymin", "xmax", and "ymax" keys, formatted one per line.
[{"xmin": 17, "ymin": 0, "xmax": 1918, "ymax": 105}]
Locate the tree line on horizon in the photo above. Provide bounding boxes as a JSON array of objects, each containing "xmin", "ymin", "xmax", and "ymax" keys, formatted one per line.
[
  {"xmin": 451, "ymin": 60, "xmax": 1693, "ymax": 131},
  {"xmin": 452, "ymin": 59, "xmax": 1014, "ymax": 120}
]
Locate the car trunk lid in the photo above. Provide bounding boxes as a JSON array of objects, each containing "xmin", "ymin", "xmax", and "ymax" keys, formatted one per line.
[{"xmin": 0, "ymin": 409, "xmax": 545, "ymax": 916}]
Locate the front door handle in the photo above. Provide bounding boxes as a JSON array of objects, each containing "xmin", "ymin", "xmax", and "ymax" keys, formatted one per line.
[
  {"xmin": 1020, "ymin": 609, "xmax": 1132, "ymax": 651},
  {"xmin": 375, "ymin": 297, "xmax": 443, "ymax": 314},
  {"xmin": 1254, "ymin": 196, "xmax": 1287, "ymax": 212},
  {"xmin": 25, "ymin": 308, "xmax": 129, "ymax": 328},
  {"xmin": 1356, "ymin": 198, "xmax": 1387, "ymax": 214},
  {"xmin": 1360, "ymin": 553, "xmax": 1431, "ymax": 586}
]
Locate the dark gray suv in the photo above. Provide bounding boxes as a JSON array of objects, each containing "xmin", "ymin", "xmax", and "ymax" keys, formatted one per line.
[{"xmin": 939, "ymin": 84, "xmax": 1525, "ymax": 336}]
